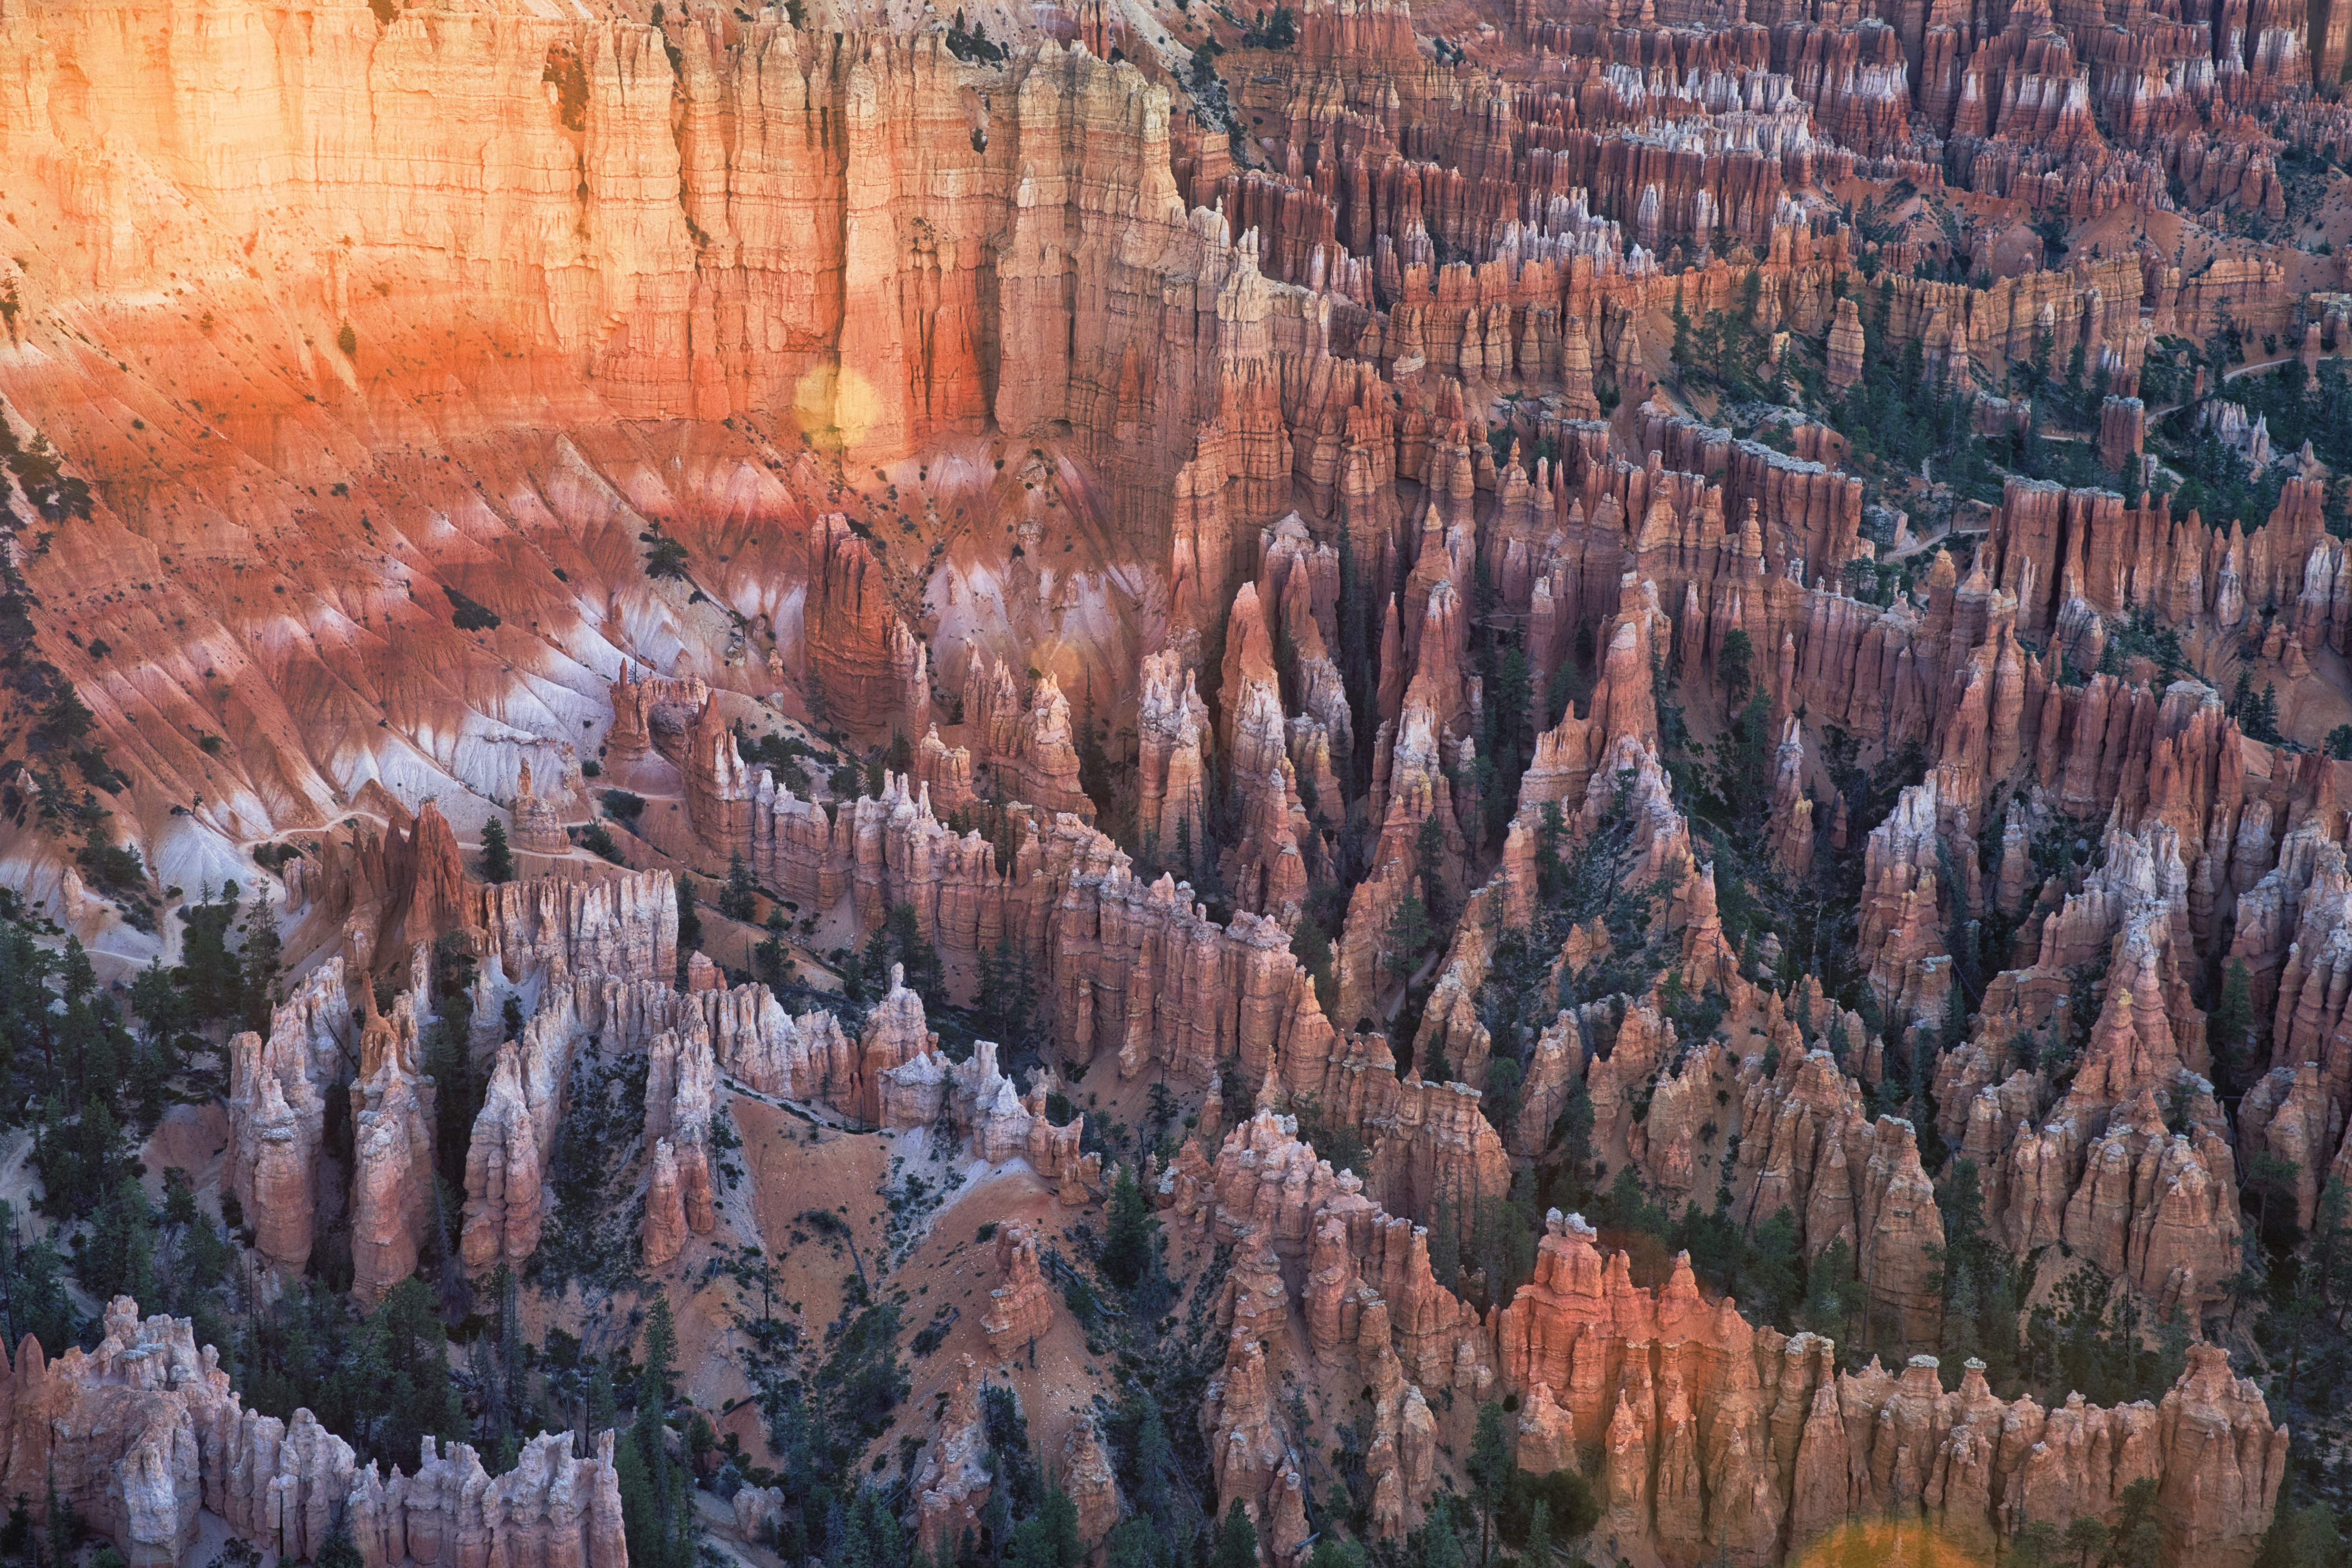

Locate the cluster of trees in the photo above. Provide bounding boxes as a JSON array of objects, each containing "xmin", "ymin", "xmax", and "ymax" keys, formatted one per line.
[{"xmin": 2230, "ymin": 672, "xmax": 2284, "ymax": 744}]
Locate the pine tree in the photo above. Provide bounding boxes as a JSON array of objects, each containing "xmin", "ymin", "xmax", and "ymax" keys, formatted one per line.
[
  {"xmin": 675, "ymin": 877, "xmax": 703, "ymax": 962},
  {"xmin": 236, "ymin": 893, "xmax": 283, "ymax": 1033},
  {"xmin": 1098, "ymin": 1168, "xmax": 1158, "ymax": 1290},
  {"xmin": 480, "ymin": 818, "xmax": 515, "ymax": 883},
  {"xmin": 1467, "ymin": 1402, "xmax": 1510, "ymax": 1568},
  {"xmin": 1525, "ymin": 1499, "xmax": 1555, "ymax": 1568},
  {"xmin": 720, "ymin": 854, "xmax": 759, "ymax": 920},
  {"xmin": 1384, "ymin": 893, "xmax": 1432, "ymax": 981},
  {"xmin": 640, "ymin": 1297, "xmax": 677, "ymax": 1408},
  {"xmin": 1422, "ymin": 1498, "xmax": 1466, "ymax": 1568},
  {"xmin": 1717, "ymin": 628, "xmax": 1753, "ymax": 706},
  {"xmin": 1210, "ymin": 1503, "xmax": 1258, "ymax": 1568},
  {"xmin": 317, "ymin": 1522, "xmax": 364, "ymax": 1568},
  {"xmin": 620, "ymin": 1297, "xmax": 693, "ymax": 1568},
  {"xmin": 755, "ymin": 910, "xmax": 795, "ymax": 992},
  {"xmin": 1427, "ymin": 1180, "xmax": 1461, "ymax": 1289},
  {"xmin": 1289, "ymin": 913, "xmax": 1335, "ymax": 1013},
  {"xmin": 2210, "ymin": 958, "xmax": 2254, "ymax": 1089}
]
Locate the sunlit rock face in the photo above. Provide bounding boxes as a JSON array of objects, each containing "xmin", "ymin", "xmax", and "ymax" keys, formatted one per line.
[{"xmin": 3, "ymin": 0, "xmax": 2345, "ymax": 1563}]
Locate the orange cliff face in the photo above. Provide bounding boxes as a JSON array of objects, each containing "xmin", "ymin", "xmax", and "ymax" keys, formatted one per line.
[{"xmin": 0, "ymin": 0, "xmax": 1244, "ymax": 948}]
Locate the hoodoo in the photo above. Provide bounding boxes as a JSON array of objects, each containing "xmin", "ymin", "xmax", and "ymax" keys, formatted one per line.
[{"xmin": 0, "ymin": 0, "xmax": 2341, "ymax": 1563}]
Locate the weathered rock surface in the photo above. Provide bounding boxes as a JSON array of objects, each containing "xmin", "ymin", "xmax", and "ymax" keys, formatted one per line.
[
  {"xmin": 982, "ymin": 1225, "xmax": 1055, "ymax": 1360},
  {"xmin": 0, "ymin": 1298, "xmax": 625, "ymax": 1568}
]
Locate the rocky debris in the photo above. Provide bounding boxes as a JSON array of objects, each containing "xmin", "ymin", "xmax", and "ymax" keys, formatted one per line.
[
  {"xmin": 732, "ymin": 1485, "xmax": 785, "ymax": 1546},
  {"xmin": 1180, "ymin": 1111, "xmax": 1477, "ymax": 1534},
  {"xmin": 1136, "ymin": 652, "xmax": 1210, "ymax": 857},
  {"xmin": 610, "ymin": 669, "xmax": 714, "ymax": 764},
  {"xmin": 982, "ymin": 1225, "xmax": 1054, "ymax": 1360},
  {"xmin": 1, "ymin": 8, "xmax": 2338, "ymax": 1565},
  {"xmin": 915, "ymin": 726, "xmax": 980, "ymax": 818},
  {"xmin": 850, "ymin": 966, "xmax": 938, "ymax": 1127},
  {"xmin": 347, "ymin": 1429, "xmax": 627, "ymax": 1568},
  {"xmin": 716, "ymin": 766, "xmax": 1347, "ymax": 1090},
  {"xmin": 963, "ymin": 655, "xmax": 1095, "ymax": 822},
  {"xmin": 2061, "ymin": 1088, "xmax": 2241, "ymax": 1317},
  {"xmin": 1856, "ymin": 778, "xmax": 1956, "ymax": 1031},
  {"xmin": 2099, "ymin": 396, "xmax": 2147, "ymax": 474}
]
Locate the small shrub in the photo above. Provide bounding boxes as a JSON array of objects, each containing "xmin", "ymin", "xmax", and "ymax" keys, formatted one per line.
[
  {"xmin": 639, "ymin": 530, "xmax": 690, "ymax": 580},
  {"xmin": 579, "ymin": 823, "xmax": 626, "ymax": 865},
  {"xmin": 443, "ymin": 586, "xmax": 501, "ymax": 631}
]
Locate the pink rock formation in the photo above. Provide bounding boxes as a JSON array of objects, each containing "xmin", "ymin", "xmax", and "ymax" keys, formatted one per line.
[
  {"xmin": 1494, "ymin": 1214, "xmax": 2285, "ymax": 1568},
  {"xmin": 1060, "ymin": 1419, "xmax": 1122, "ymax": 1553},
  {"xmin": 0, "ymin": 1299, "xmax": 625, "ymax": 1568},
  {"xmin": 982, "ymin": 1225, "xmax": 1055, "ymax": 1360},
  {"xmin": 226, "ymin": 960, "xmax": 350, "ymax": 1276},
  {"xmin": 806, "ymin": 514, "xmax": 930, "ymax": 743},
  {"xmin": 348, "ymin": 990, "xmax": 437, "ymax": 1307},
  {"xmin": 961, "ymin": 657, "xmax": 1096, "ymax": 822},
  {"xmin": 644, "ymin": 1138, "xmax": 687, "ymax": 1270},
  {"xmin": 460, "ymin": 1044, "xmax": 543, "ymax": 1274},
  {"xmin": 913, "ymin": 1357, "xmax": 992, "ymax": 1555}
]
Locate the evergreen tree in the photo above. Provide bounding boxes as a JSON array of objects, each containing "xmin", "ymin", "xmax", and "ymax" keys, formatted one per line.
[
  {"xmin": 317, "ymin": 1523, "xmax": 364, "ymax": 1568},
  {"xmin": 641, "ymin": 1296, "xmax": 677, "ymax": 1407},
  {"xmin": 1524, "ymin": 1501, "xmax": 1552, "ymax": 1568},
  {"xmin": 481, "ymin": 818, "xmax": 515, "ymax": 883},
  {"xmin": 1289, "ymin": 913, "xmax": 1335, "ymax": 1013},
  {"xmin": 1422, "ymin": 1499, "xmax": 1466, "ymax": 1568},
  {"xmin": 621, "ymin": 1298, "xmax": 693, "ymax": 1568},
  {"xmin": 73, "ymin": 1174, "xmax": 157, "ymax": 1304},
  {"xmin": 1384, "ymin": 893, "xmax": 1432, "ymax": 981},
  {"xmin": 720, "ymin": 855, "xmax": 759, "ymax": 921},
  {"xmin": 336, "ymin": 1279, "xmax": 463, "ymax": 1470},
  {"xmin": 1098, "ymin": 1168, "xmax": 1158, "ymax": 1292},
  {"xmin": 2254, "ymin": 1504, "xmax": 2348, "ymax": 1568},
  {"xmin": 2210, "ymin": 958, "xmax": 2255, "ymax": 1087},
  {"xmin": 1210, "ymin": 1503, "xmax": 1258, "ymax": 1568},
  {"xmin": 1717, "ymin": 628, "xmax": 1753, "ymax": 706},
  {"xmin": 236, "ymin": 893, "xmax": 283, "ymax": 1033},
  {"xmin": 976, "ymin": 936, "xmax": 1040, "ymax": 1059},
  {"xmin": 2256, "ymin": 683, "xmax": 2281, "ymax": 743},
  {"xmin": 0, "ymin": 1202, "xmax": 78, "ymax": 1353},
  {"xmin": 755, "ymin": 910, "xmax": 796, "ymax": 992},
  {"xmin": 676, "ymin": 877, "xmax": 703, "ymax": 964},
  {"xmin": 1466, "ymin": 1402, "xmax": 1511, "ymax": 1568}
]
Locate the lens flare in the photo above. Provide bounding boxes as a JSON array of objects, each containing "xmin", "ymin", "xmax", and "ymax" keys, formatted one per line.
[
  {"xmin": 794, "ymin": 360, "xmax": 883, "ymax": 451},
  {"xmin": 1791, "ymin": 1517, "xmax": 1989, "ymax": 1568}
]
